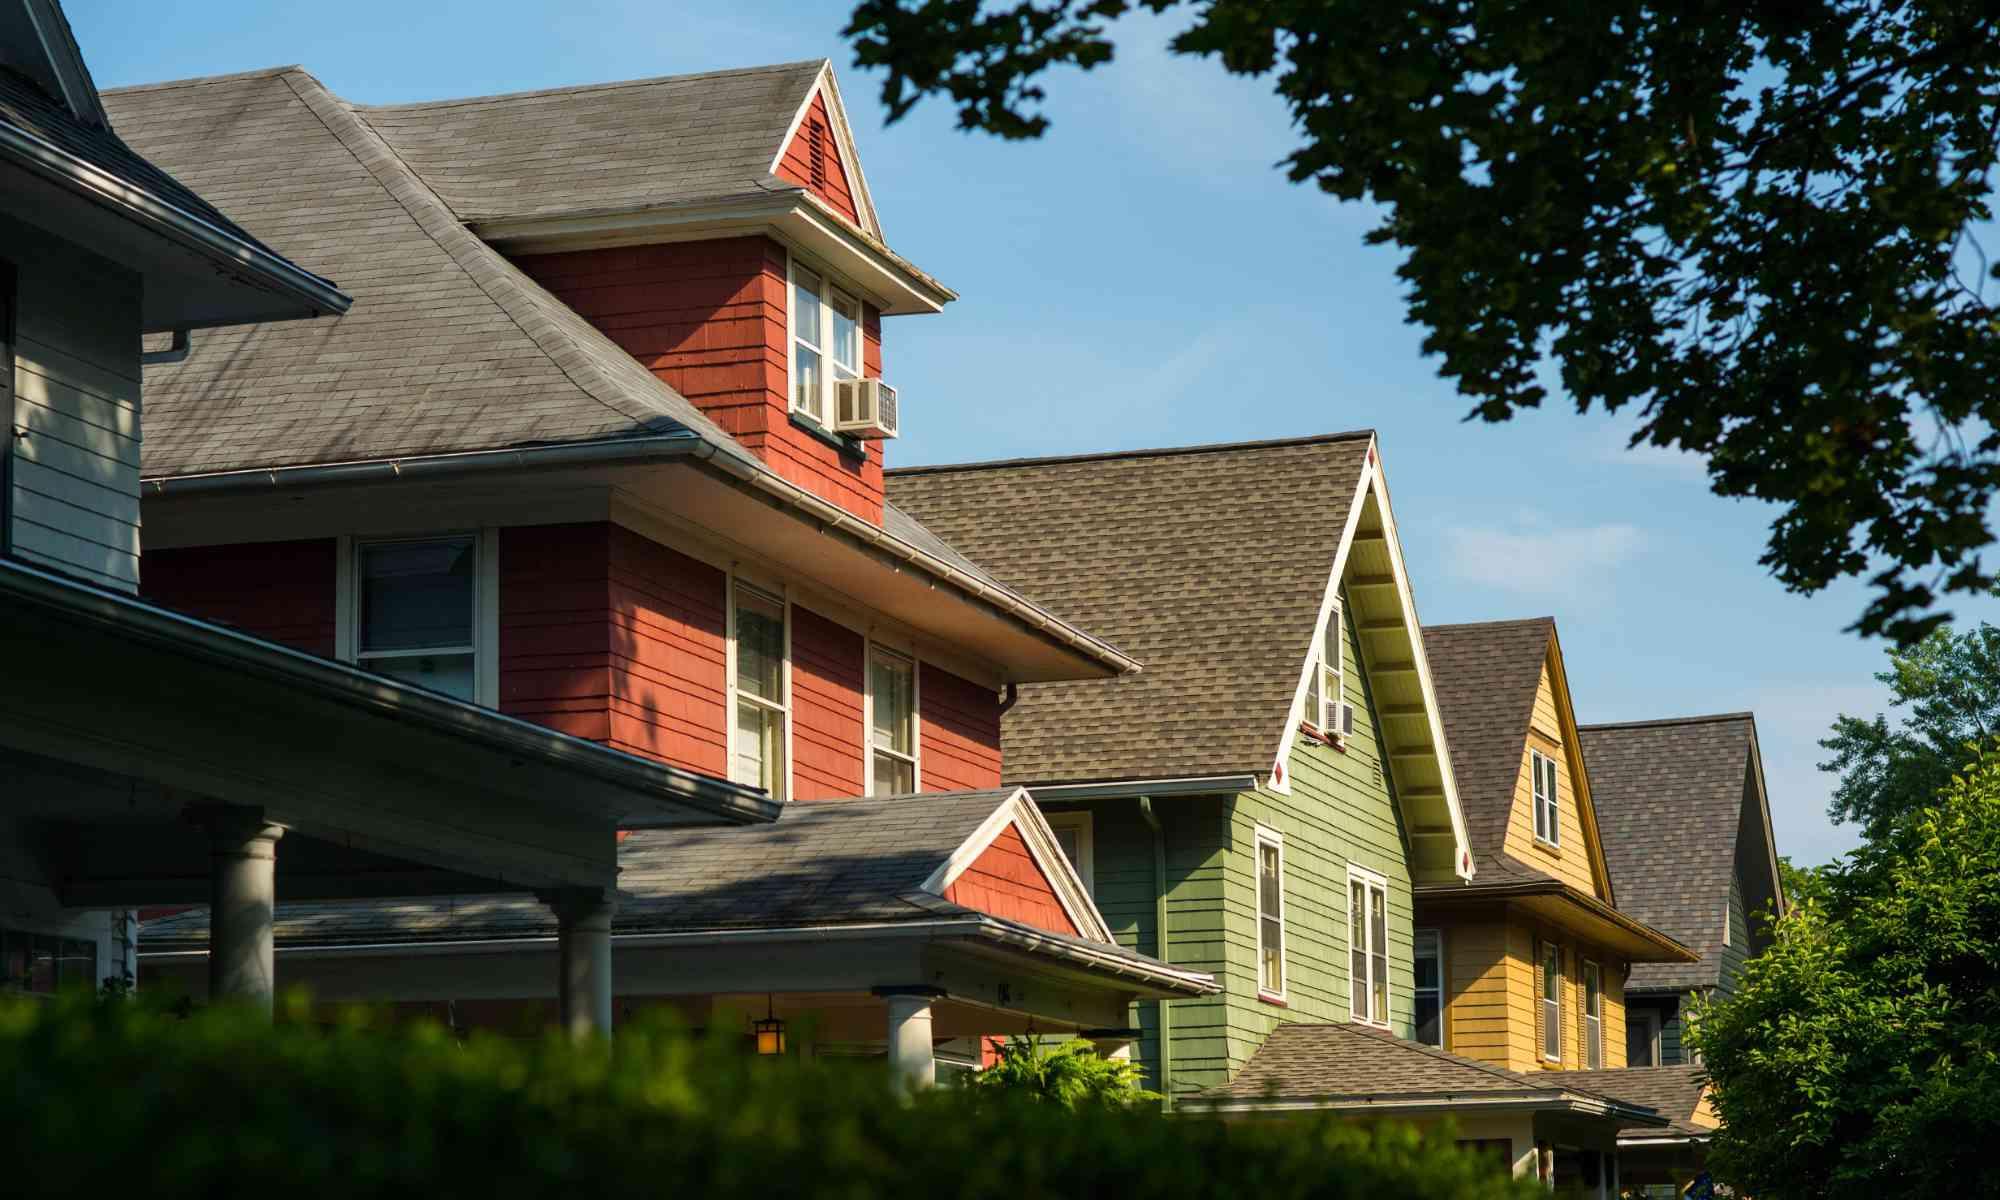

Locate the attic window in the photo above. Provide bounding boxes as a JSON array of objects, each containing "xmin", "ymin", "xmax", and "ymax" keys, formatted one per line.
[
  {"xmin": 1531, "ymin": 749, "xmax": 1560, "ymax": 847},
  {"xmin": 1303, "ymin": 600, "xmax": 1344, "ymax": 734},
  {"xmin": 807, "ymin": 118, "xmax": 827, "ymax": 189}
]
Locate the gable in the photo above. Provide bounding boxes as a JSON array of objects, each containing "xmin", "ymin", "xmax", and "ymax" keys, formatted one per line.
[
  {"xmin": 1497, "ymin": 650, "xmax": 1613, "ymax": 900},
  {"xmin": 942, "ymin": 823, "xmax": 1081, "ymax": 937},
  {"xmin": 775, "ymin": 90, "xmax": 862, "ymax": 227}
]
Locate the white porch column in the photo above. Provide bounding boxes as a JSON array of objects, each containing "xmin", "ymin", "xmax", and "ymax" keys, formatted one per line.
[
  {"xmin": 543, "ymin": 888, "xmax": 614, "ymax": 1039},
  {"xmin": 195, "ymin": 806, "xmax": 284, "ymax": 1017},
  {"xmin": 1081, "ymin": 1027, "xmax": 1141, "ymax": 1060},
  {"xmin": 878, "ymin": 987, "xmax": 940, "ymax": 1092}
]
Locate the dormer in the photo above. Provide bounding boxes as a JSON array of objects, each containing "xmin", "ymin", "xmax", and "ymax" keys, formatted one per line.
[{"xmin": 356, "ymin": 60, "xmax": 952, "ymax": 525}]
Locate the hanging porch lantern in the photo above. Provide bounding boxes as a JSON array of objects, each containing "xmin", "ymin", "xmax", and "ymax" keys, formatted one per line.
[{"xmin": 754, "ymin": 996, "xmax": 787, "ymax": 1056}]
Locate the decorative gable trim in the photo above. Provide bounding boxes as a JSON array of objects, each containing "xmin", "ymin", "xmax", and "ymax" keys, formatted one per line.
[
  {"xmin": 1541, "ymin": 625, "xmax": 1618, "ymax": 906},
  {"xmin": 1268, "ymin": 438, "xmax": 1475, "ymax": 881},
  {"xmin": 921, "ymin": 786, "xmax": 1115, "ymax": 942},
  {"xmin": 1740, "ymin": 719, "xmax": 1788, "ymax": 918},
  {"xmin": 770, "ymin": 62, "xmax": 882, "ymax": 240}
]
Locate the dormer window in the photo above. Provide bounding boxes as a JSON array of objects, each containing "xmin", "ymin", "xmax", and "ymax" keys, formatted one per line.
[
  {"xmin": 789, "ymin": 257, "xmax": 862, "ymax": 427},
  {"xmin": 1531, "ymin": 749, "xmax": 1560, "ymax": 847},
  {"xmin": 1303, "ymin": 599, "xmax": 1344, "ymax": 733}
]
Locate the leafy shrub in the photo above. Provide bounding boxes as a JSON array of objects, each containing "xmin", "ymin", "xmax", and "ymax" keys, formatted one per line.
[
  {"xmin": 970, "ymin": 1036, "xmax": 1159, "ymax": 1109},
  {"xmin": 0, "ymin": 993, "xmax": 1537, "ymax": 1199}
]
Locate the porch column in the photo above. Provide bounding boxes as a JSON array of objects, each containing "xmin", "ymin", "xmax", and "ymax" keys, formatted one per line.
[
  {"xmin": 876, "ymin": 986, "xmax": 941, "ymax": 1093},
  {"xmin": 194, "ymin": 806, "xmax": 284, "ymax": 1017},
  {"xmin": 1081, "ymin": 1026, "xmax": 1141, "ymax": 1060},
  {"xmin": 542, "ymin": 888, "xmax": 614, "ymax": 1039}
]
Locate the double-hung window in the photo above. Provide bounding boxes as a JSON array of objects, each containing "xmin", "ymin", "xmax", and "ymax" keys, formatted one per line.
[
  {"xmin": 731, "ymin": 582, "xmax": 788, "ymax": 801},
  {"xmin": 1531, "ymin": 749, "xmax": 1560, "ymax": 846},
  {"xmin": 354, "ymin": 536, "xmax": 478, "ymax": 702},
  {"xmin": 1583, "ymin": 959, "xmax": 1603, "ymax": 1069},
  {"xmin": 1413, "ymin": 928, "xmax": 1444, "ymax": 1047},
  {"xmin": 1540, "ymin": 940, "xmax": 1563, "ymax": 1061},
  {"xmin": 1255, "ymin": 829, "xmax": 1285, "ymax": 998},
  {"xmin": 1302, "ymin": 600, "xmax": 1344, "ymax": 731},
  {"xmin": 789, "ymin": 259, "xmax": 861, "ymax": 425},
  {"xmin": 868, "ymin": 647, "xmax": 917, "ymax": 795},
  {"xmin": 1045, "ymin": 811, "xmax": 1094, "ymax": 895},
  {"xmin": 1348, "ymin": 867, "xmax": 1390, "ymax": 1025}
]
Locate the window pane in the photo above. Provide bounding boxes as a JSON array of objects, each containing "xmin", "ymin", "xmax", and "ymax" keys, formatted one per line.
[
  {"xmin": 1413, "ymin": 930, "xmax": 1440, "ymax": 989},
  {"xmin": 1369, "ymin": 887, "xmax": 1388, "ymax": 1021},
  {"xmin": 1303, "ymin": 662, "xmax": 1320, "ymax": 725},
  {"xmin": 1260, "ymin": 917, "xmax": 1283, "ymax": 993},
  {"xmin": 1323, "ymin": 665, "xmax": 1341, "ymax": 726},
  {"xmin": 735, "ymin": 590, "xmax": 785, "ymax": 702},
  {"xmin": 1415, "ymin": 994, "xmax": 1442, "ymax": 1047},
  {"xmin": 872, "ymin": 750, "xmax": 914, "ymax": 796},
  {"xmin": 360, "ymin": 539, "xmax": 473, "ymax": 652},
  {"xmin": 735, "ymin": 699, "xmax": 786, "ymax": 799},
  {"xmin": 1585, "ymin": 963, "xmax": 1601, "ymax": 1015},
  {"xmin": 369, "ymin": 652, "xmax": 475, "ymax": 702},
  {"xmin": 794, "ymin": 344, "xmax": 823, "ymax": 418},
  {"xmin": 793, "ymin": 268, "xmax": 823, "ymax": 346},
  {"xmin": 1323, "ymin": 607, "xmax": 1341, "ymax": 671},
  {"xmin": 1258, "ymin": 843, "xmax": 1281, "ymax": 916},
  {"xmin": 870, "ymin": 652, "xmax": 914, "ymax": 755},
  {"xmin": 1349, "ymin": 879, "xmax": 1366, "ymax": 1018},
  {"xmin": 830, "ymin": 289, "xmax": 860, "ymax": 371},
  {"xmin": 1052, "ymin": 825, "xmax": 1081, "ymax": 869}
]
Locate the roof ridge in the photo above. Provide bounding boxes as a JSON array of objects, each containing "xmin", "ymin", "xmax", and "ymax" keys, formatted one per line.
[
  {"xmin": 885, "ymin": 431, "xmax": 1376, "ymax": 476},
  {"xmin": 1425, "ymin": 616, "xmax": 1556, "ymax": 634},
  {"xmin": 1579, "ymin": 711, "xmax": 1756, "ymax": 732},
  {"xmin": 354, "ymin": 58, "xmax": 829, "ymax": 113},
  {"xmin": 100, "ymin": 64, "xmax": 306, "ymax": 94}
]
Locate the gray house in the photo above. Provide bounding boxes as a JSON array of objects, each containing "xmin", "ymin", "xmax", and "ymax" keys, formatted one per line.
[{"xmin": 0, "ymin": 0, "xmax": 776, "ymax": 1027}]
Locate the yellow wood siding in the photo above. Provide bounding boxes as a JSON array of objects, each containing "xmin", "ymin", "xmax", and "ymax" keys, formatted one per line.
[
  {"xmin": 1499, "ymin": 661, "xmax": 1602, "ymax": 897},
  {"xmin": 1430, "ymin": 909, "xmax": 1628, "ymax": 1072}
]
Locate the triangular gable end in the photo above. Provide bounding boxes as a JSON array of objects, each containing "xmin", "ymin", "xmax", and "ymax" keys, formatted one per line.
[
  {"xmin": 921, "ymin": 787, "xmax": 1114, "ymax": 942},
  {"xmin": 770, "ymin": 63, "xmax": 881, "ymax": 238},
  {"xmin": 1541, "ymin": 625, "xmax": 1618, "ymax": 905},
  {"xmin": 1267, "ymin": 439, "xmax": 1475, "ymax": 882}
]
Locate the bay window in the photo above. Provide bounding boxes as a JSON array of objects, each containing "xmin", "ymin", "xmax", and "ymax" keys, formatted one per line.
[
  {"xmin": 1348, "ymin": 866, "xmax": 1389, "ymax": 1026},
  {"xmin": 868, "ymin": 646, "xmax": 917, "ymax": 795},
  {"xmin": 731, "ymin": 582, "xmax": 788, "ymax": 800}
]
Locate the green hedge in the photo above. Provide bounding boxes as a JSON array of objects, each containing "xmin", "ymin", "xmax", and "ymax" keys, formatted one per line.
[{"xmin": 0, "ymin": 995, "xmax": 1538, "ymax": 1198}]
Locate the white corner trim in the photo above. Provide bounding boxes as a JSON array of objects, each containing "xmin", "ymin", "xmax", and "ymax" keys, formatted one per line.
[
  {"xmin": 768, "ymin": 65, "xmax": 882, "ymax": 240},
  {"xmin": 921, "ymin": 786, "xmax": 1115, "ymax": 944}
]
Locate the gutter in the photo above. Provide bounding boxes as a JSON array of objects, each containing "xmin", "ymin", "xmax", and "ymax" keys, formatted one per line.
[
  {"xmin": 142, "ymin": 433, "xmax": 1142, "ymax": 678},
  {"xmin": 1029, "ymin": 775, "xmax": 1257, "ymax": 802},
  {"xmin": 0, "ymin": 118, "xmax": 351, "ymax": 321},
  {"xmin": 1187, "ymin": 1092, "xmax": 1665, "ymax": 1123},
  {"xmin": 0, "ymin": 557, "xmax": 775, "ymax": 825}
]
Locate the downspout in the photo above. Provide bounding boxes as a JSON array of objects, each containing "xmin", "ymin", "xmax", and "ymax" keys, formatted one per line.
[
  {"xmin": 142, "ymin": 328, "xmax": 191, "ymax": 366},
  {"xmin": 997, "ymin": 682, "xmax": 1019, "ymax": 715},
  {"xmin": 1139, "ymin": 794, "xmax": 1172, "ymax": 1111}
]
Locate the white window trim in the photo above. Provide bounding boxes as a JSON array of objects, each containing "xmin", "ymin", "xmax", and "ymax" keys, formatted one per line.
[
  {"xmin": 726, "ymin": 571, "xmax": 793, "ymax": 803},
  {"xmin": 784, "ymin": 250, "xmax": 863, "ymax": 427},
  {"xmin": 1540, "ymin": 939, "xmax": 1563, "ymax": 1063},
  {"xmin": 1583, "ymin": 957, "xmax": 1603, "ymax": 1070},
  {"xmin": 336, "ymin": 529, "xmax": 498, "ymax": 708},
  {"xmin": 1347, "ymin": 864, "xmax": 1391, "ymax": 1027},
  {"xmin": 863, "ymin": 638, "xmax": 921, "ymax": 796},
  {"xmin": 1255, "ymin": 827, "xmax": 1287, "ymax": 1001},
  {"xmin": 1530, "ymin": 748, "xmax": 1560, "ymax": 848},
  {"xmin": 1043, "ymin": 810, "xmax": 1094, "ymax": 896},
  {"xmin": 1413, "ymin": 926, "xmax": 1445, "ymax": 1048},
  {"xmin": 1301, "ymin": 597, "xmax": 1346, "ymax": 738}
]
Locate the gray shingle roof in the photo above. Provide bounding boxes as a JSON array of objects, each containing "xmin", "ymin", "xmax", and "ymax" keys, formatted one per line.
[
  {"xmin": 145, "ymin": 789, "xmax": 1017, "ymax": 946},
  {"xmin": 886, "ymin": 435, "xmax": 1373, "ymax": 784},
  {"xmin": 358, "ymin": 61, "xmax": 824, "ymax": 224},
  {"xmin": 1579, "ymin": 714, "xmax": 1756, "ymax": 992},
  {"xmin": 1421, "ymin": 619, "xmax": 1556, "ymax": 877},
  {"xmin": 1200, "ymin": 1022, "xmax": 1653, "ymax": 1117},
  {"xmin": 1540, "ymin": 1066, "xmax": 1713, "ymax": 1137}
]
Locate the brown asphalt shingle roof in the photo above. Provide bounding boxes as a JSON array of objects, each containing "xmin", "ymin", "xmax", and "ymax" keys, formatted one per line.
[
  {"xmin": 1580, "ymin": 714, "xmax": 1756, "ymax": 992},
  {"xmin": 1541, "ymin": 1066, "xmax": 1713, "ymax": 1138},
  {"xmin": 1200, "ymin": 1023, "xmax": 1656, "ymax": 1118},
  {"xmin": 886, "ymin": 435, "xmax": 1373, "ymax": 785},
  {"xmin": 358, "ymin": 61, "xmax": 827, "ymax": 225},
  {"xmin": 1420, "ymin": 619, "xmax": 1556, "ymax": 878}
]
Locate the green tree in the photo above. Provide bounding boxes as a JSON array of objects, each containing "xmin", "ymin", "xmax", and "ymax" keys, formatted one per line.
[
  {"xmin": 969, "ymin": 1035, "xmax": 1160, "ymax": 1108},
  {"xmin": 843, "ymin": 1, "xmax": 2000, "ymax": 641},
  {"xmin": 1689, "ymin": 742, "xmax": 2000, "ymax": 1199},
  {"xmin": 1820, "ymin": 619, "xmax": 2000, "ymax": 836}
]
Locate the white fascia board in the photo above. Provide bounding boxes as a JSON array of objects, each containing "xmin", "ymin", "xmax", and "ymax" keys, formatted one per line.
[{"xmin": 768, "ymin": 62, "xmax": 882, "ymax": 240}]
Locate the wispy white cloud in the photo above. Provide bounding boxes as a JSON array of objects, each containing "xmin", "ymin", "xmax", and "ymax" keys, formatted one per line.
[
  {"xmin": 1443, "ymin": 518, "xmax": 1646, "ymax": 594},
  {"xmin": 1589, "ymin": 421, "xmax": 1708, "ymax": 479}
]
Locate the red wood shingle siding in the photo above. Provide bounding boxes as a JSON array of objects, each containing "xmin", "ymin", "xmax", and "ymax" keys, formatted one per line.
[
  {"xmin": 498, "ymin": 524, "xmax": 614, "ymax": 743},
  {"xmin": 919, "ymin": 662, "xmax": 1004, "ymax": 791},
  {"xmin": 943, "ymin": 824, "xmax": 1079, "ymax": 936},
  {"xmin": 140, "ymin": 539, "xmax": 338, "ymax": 656},
  {"xmin": 774, "ymin": 91, "xmax": 862, "ymax": 226},
  {"xmin": 791, "ymin": 604, "xmax": 866, "ymax": 800},
  {"xmin": 511, "ymin": 236, "xmax": 885, "ymax": 522},
  {"xmin": 605, "ymin": 525, "xmax": 730, "ymax": 775}
]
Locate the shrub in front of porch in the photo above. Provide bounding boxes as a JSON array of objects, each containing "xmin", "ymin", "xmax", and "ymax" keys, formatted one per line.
[{"xmin": 0, "ymin": 993, "xmax": 1538, "ymax": 1198}]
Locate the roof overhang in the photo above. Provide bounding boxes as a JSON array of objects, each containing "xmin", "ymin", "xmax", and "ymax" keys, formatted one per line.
[
  {"xmin": 1024, "ymin": 775, "xmax": 1260, "ymax": 801},
  {"xmin": 469, "ymin": 189, "xmax": 954, "ymax": 316},
  {"xmin": 1187, "ymin": 1090, "xmax": 1667, "ymax": 1125},
  {"xmin": 139, "ymin": 433, "xmax": 1138, "ymax": 685},
  {"xmin": 0, "ymin": 109, "xmax": 349, "ymax": 330},
  {"xmin": 1414, "ymin": 879, "xmax": 1700, "ymax": 963}
]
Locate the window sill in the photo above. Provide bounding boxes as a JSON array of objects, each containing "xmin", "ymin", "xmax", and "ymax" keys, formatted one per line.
[
  {"xmin": 789, "ymin": 411, "xmax": 868, "ymax": 461},
  {"xmin": 1256, "ymin": 992, "xmax": 1289, "ymax": 1008},
  {"xmin": 1532, "ymin": 837, "xmax": 1561, "ymax": 857},
  {"xmin": 1297, "ymin": 721, "xmax": 1348, "ymax": 753}
]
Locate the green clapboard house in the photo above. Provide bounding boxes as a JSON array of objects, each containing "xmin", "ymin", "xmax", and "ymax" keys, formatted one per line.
[{"xmin": 888, "ymin": 433, "xmax": 1477, "ymax": 1102}]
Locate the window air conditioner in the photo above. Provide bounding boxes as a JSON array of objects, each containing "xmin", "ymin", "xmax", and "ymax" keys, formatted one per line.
[
  {"xmin": 835, "ymin": 378, "xmax": 899, "ymax": 439},
  {"xmin": 1339, "ymin": 702, "xmax": 1357, "ymax": 737}
]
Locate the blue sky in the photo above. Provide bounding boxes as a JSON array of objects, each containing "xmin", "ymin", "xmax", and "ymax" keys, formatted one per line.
[{"xmin": 75, "ymin": 0, "xmax": 1998, "ymax": 868}]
